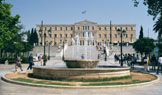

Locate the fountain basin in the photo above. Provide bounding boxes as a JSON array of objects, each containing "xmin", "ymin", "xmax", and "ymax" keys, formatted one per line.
[
  {"xmin": 32, "ymin": 66, "xmax": 131, "ymax": 80},
  {"xmin": 64, "ymin": 59, "xmax": 99, "ymax": 68}
]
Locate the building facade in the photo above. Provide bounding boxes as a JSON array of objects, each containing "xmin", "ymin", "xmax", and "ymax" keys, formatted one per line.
[{"xmin": 36, "ymin": 20, "xmax": 136, "ymax": 46}]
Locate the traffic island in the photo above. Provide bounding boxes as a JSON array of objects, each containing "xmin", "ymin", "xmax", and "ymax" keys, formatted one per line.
[{"xmin": 1, "ymin": 70, "xmax": 159, "ymax": 88}]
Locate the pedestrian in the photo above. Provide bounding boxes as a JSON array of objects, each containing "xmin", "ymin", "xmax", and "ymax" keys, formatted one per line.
[
  {"xmin": 42, "ymin": 54, "xmax": 48, "ymax": 65},
  {"xmin": 127, "ymin": 54, "xmax": 132, "ymax": 66},
  {"xmin": 27, "ymin": 53, "xmax": 34, "ymax": 70},
  {"xmin": 143, "ymin": 54, "xmax": 149, "ymax": 72},
  {"xmin": 151, "ymin": 54, "xmax": 156, "ymax": 71},
  {"xmin": 131, "ymin": 54, "xmax": 136, "ymax": 68},
  {"xmin": 15, "ymin": 56, "xmax": 23, "ymax": 72},
  {"xmin": 157, "ymin": 55, "xmax": 162, "ymax": 75}
]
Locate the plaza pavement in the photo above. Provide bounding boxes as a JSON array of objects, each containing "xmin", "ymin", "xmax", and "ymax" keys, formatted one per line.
[{"xmin": 0, "ymin": 57, "xmax": 162, "ymax": 95}]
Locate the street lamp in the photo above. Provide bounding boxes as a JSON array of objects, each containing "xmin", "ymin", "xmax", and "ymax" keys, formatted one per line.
[
  {"xmin": 43, "ymin": 33, "xmax": 46, "ymax": 66},
  {"xmin": 48, "ymin": 28, "xmax": 52, "ymax": 60},
  {"xmin": 117, "ymin": 29, "xmax": 126, "ymax": 66}
]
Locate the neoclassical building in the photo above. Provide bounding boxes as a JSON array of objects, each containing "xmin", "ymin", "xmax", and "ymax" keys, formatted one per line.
[{"xmin": 36, "ymin": 20, "xmax": 136, "ymax": 46}]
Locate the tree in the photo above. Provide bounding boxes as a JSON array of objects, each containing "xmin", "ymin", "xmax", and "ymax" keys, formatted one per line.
[
  {"xmin": 0, "ymin": 0, "xmax": 21, "ymax": 57},
  {"xmin": 139, "ymin": 26, "xmax": 144, "ymax": 39},
  {"xmin": 33, "ymin": 28, "xmax": 38, "ymax": 45},
  {"xmin": 133, "ymin": 0, "xmax": 162, "ymax": 37},
  {"xmin": 133, "ymin": 37, "xmax": 155, "ymax": 61}
]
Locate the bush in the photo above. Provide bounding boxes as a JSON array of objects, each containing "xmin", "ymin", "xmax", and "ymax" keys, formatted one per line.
[
  {"xmin": 20, "ymin": 56, "xmax": 28, "ymax": 63},
  {"xmin": 0, "ymin": 58, "xmax": 16, "ymax": 64}
]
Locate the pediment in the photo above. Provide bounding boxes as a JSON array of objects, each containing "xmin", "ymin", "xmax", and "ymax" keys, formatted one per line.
[{"xmin": 75, "ymin": 20, "xmax": 97, "ymax": 25}]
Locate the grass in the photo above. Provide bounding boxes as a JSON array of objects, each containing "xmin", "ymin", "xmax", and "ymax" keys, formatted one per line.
[
  {"xmin": 81, "ymin": 80, "xmax": 152, "ymax": 86},
  {"xmin": 12, "ymin": 78, "xmax": 72, "ymax": 86}
]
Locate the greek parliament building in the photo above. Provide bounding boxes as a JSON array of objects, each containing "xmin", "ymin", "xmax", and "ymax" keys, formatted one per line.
[{"xmin": 36, "ymin": 20, "xmax": 136, "ymax": 46}]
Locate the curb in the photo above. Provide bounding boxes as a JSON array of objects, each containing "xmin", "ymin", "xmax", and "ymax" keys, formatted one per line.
[{"xmin": 1, "ymin": 73, "xmax": 160, "ymax": 89}]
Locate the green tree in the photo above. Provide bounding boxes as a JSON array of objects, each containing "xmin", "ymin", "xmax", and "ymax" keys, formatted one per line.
[
  {"xmin": 33, "ymin": 28, "xmax": 38, "ymax": 45},
  {"xmin": 0, "ymin": 0, "xmax": 21, "ymax": 57},
  {"xmin": 133, "ymin": 38, "xmax": 155, "ymax": 61},
  {"xmin": 139, "ymin": 26, "xmax": 143, "ymax": 39},
  {"xmin": 133, "ymin": 0, "xmax": 162, "ymax": 37}
]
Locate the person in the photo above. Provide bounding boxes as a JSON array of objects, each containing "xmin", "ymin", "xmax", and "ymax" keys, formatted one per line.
[
  {"xmin": 127, "ymin": 54, "xmax": 132, "ymax": 66},
  {"xmin": 27, "ymin": 53, "xmax": 34, "ymax": 70},
  {"xmin": 15, "ymin": 56, "xmax": 23, "ymax": 72},
  {"xmin": 143, "ymin": 54, "xmax": 149, "ymax": 72},
  {"xmin": 81, "ymin": 54, "xmax": 84, "ymax": 59},
  {"xmin": 151, "ymin": 54, "xmax": 156, "ymax": 71},
  {"xmin": 38, "ymin": 54, "xmax": 41, "ymax": 61},
  {"xmin": 157, "ymin": 55, "xmax": 162, "ymax": 74},
  {"xmin": 131, "ymin": 54, "xmax": 136, "ymax": 68},
  {"xmin": 42, "ymin": 54, "xmax": 48, "ymax": 65}
]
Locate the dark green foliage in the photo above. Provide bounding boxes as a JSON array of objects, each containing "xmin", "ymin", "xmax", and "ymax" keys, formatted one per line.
[
  {"xmin": 133, "ymin": 38, "xmax": 155, "ymax": 57},
  {"xmin": 27, "ymin": 28, "xmax": 38, "ymax": 46},
  {"xmin": 20, "ymin": 55, "xmax": 28, "ymax": 63},
  {"xmin": 157, "ymin": 37, "xmax": 162, "ymax": 56},
  {"xmin": 0, "ymin": 1, "xmax": 21, "ymax": 50},
  {"xmin": 139, "ymin": 26, "xmax": 143, "ymax": 39},
  {"xmin": 133, "ymin": 0, "xmax": 162, "ymax": 38}
]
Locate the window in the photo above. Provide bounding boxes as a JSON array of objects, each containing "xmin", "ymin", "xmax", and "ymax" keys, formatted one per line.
[
  {"xmin": 45, "ymin": 27, "xmax": 47, "ymax": 31},
  {"xmin": 126, "ymin": 27, "xmax": 128, "ymax": 30},
  {"xmin": 92, "ymin": 26, "xmax": 94, "ymax": 30},
  {"xmin": 60, "ymin": 27, "xmax": 62, "ymax": 30},
  {"xmin": 99, "ymin": 34, "xmax": 101, "ymax": 38},
  {"xmin": 66, "ymin": 27, "xmax": 68, "ymax": 30},
  {"xmin": 105, "ymin": 27, "xmax": 107, "ymax": 31},
  {"xmin": 126, "ymin": 34, "xmax": 128, "ymax": 38},
  {"xmin": 131, "ymin": 27, "xmax": 133, "ymax": 30},
  {"xmin": 54, "ymin": 42, "xmax": 57, "ymax": 45},
  {"xmin": 78, "ymin": 27, "xmax": 80, "ymax": 30},
  {"xmin": 115, "ymin": 34, "xmax": 117, "ymax": 38},
  {"xmin": 85, "ymin": 26, "xmax": 87, "ymax": 30},
  {"xmin": 88, "ymin": 26, "xmax": 89, "ymax": 30},
  {"xmin": 71, "ymin": 34, "xmax": 73, "ymax": 38},
  {"xmin": 99, "ymin": 27, "xmax": 101, "ymax": 30},
  {"xmin": 83, "ymin": 26, "xmax": 84, "ymax": 30},
  {"xmin": 83, "ymin": 32, "xmax": 85, "ymax": 37},
  {"xmin": 65, "ymin": 34, "xmax": 68, "ymax": 38},
  {"xmin": 104, "ymin": 34, "xmax": 107, "ymax": 38},
  {"xmin": 131, "ymin": 34, "xmax": 133, "ymax": 38},
  {"xmin": 71, "ymin": 27, "xmax": 73, "ymax": 30},
  {"xmin": 54, "ymin": 34, "xmax": 57, "ymax": 38},
  {"xmin": 49, "ymin": 27, "xmax": 52, "ymax": 30},
  {"xmin": 115, "ymin": 27, "xmax": 117, "ymax": 30},
  {"xmin": 60, "ymin": 34, "xmax": 62, "ymax": 38},
  {"xmin": 55, "ymin": 27, "xmax": 57, "ymax": 30}
]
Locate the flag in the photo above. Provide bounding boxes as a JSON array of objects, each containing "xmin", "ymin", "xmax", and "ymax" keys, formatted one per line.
[{"xmin": 82, "ymin": 10, "xmax": 86, "ymax": 14}]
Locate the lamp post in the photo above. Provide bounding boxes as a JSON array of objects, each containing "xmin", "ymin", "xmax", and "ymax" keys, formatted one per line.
[
  {"xmin": 43, "ymin": 33, "xmax": 46, "ymax": 66},
  {"xmin": 48, "ymin": 28, "xmax": 51, "ymax": 60},
  {"xmin": 117, "ymin": 29, "xmax": 126, "ymax": 66},
  {"xmin": 41, "ymin": 20, "xmax": 47, "ymax": 66}
]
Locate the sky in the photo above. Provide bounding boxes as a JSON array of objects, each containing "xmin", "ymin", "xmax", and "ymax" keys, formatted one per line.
[{"xmin": 5, "ymin": 0, "xmax": 158, "ymax": 39}]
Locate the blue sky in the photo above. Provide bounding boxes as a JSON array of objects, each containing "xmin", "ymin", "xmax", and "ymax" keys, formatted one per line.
[{"xmin": 6, "ymin": 0, "xmax": 157, "ymax": 39}]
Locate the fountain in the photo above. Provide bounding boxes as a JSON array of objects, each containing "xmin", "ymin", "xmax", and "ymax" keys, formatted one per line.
[
  {"xmin": 32, "ymin": 32, "xmax": 130, "ymax": 80},
  {"xmin": 64, "ymin": 32, "xmax": 99, "ymax": 68}
]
